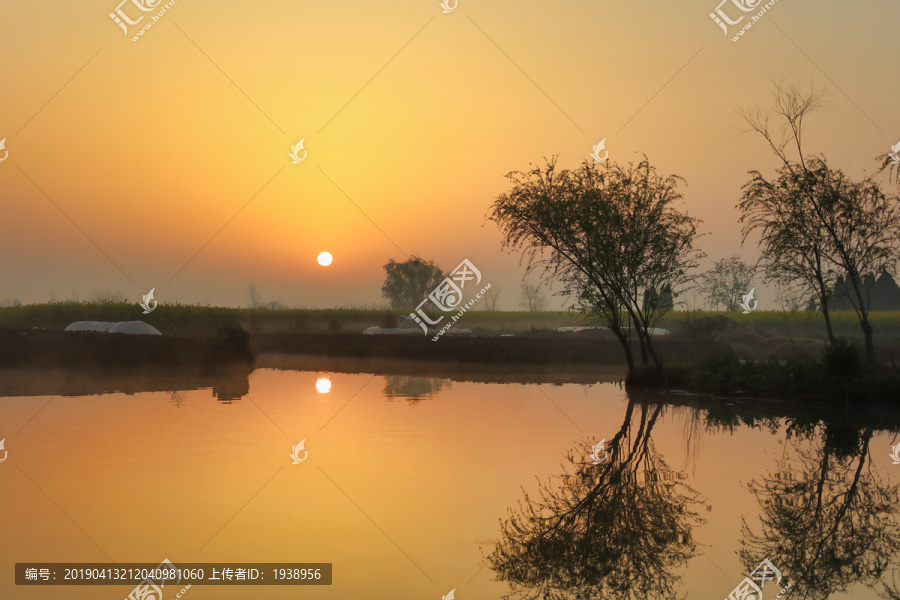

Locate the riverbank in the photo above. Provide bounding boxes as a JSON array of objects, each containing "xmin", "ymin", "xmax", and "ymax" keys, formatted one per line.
[
  {"xmin": 249, "ymin": 331, "xmax": 729, "ymax": 365},
  {"xmin": 0, "ymin": 328, "xmax": 730, "ymax": 369},
  {"xmin": 3, "ymin": 303, "xmax": 900, "ymax": 348},
  {"xmin": 626, "ymin": 351, "xmax": 900, "ymax": 404},
  {"xmin": 0, "ymin": 327, "xmax": 253, "ymax": 369}
]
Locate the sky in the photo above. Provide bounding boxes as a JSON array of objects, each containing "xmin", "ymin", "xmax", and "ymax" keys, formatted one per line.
[{"xmin": 0, "ymin": 0, "xmax": 897, "ymax": 309}]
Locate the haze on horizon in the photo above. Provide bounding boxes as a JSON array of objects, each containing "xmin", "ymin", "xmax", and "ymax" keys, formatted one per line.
[{"xmin": 0, "ymin": 0, "xmax": 896, "ymax": 309}]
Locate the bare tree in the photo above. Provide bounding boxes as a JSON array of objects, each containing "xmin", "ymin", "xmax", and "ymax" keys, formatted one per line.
[
  {"xmin": 698, "ymin": 255, "xmax": 755, "ymax": 311},
  {"xmin": 483, "ymin": 287, "xmax": 501, "ymax": 311},
  {"xmin": 89, "ymin": 289, "xmax": 127, "ymax": 303},
  {"xmin": 740, "ymin": 80, "xmax": 900, "ymax": 361},
  {"xmin": 519, "ymin": 281, "xmax": 547, "ymax": 311},
  {"xmin": 248, "ymin": 283, "xmax": 260, "ymax": 308}
]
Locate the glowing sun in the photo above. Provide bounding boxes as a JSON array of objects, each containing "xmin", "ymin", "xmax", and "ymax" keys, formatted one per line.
[
  {"xmin": 316, "ymin": 377, "xmax": 332, "ymax": 394},
  {"xmin": 317, "ymin": 251, "xmax": 333, "ymax": 266}
]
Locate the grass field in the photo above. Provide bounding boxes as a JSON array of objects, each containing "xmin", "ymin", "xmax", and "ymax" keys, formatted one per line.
[{"xmin": 2, "ymin": 302, "xmax": 900, "ymax": 346}]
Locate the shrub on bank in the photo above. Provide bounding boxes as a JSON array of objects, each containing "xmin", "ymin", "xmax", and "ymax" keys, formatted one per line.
[{"xmin": 629, "ymin": 343, "xmax": 899, "ymax": 403}]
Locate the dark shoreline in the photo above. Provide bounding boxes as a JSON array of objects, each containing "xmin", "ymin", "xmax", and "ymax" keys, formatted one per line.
[
  {"xmin": 3, "ymin": 330, "xmax": 899, "ymax": 429},
  {"xmin": 0, "ymin": 329, "xmax": 730, "ymax": 369},
  {"xmin": 0, "ymin": 329, "xmax": 253, "ymax": 369}
]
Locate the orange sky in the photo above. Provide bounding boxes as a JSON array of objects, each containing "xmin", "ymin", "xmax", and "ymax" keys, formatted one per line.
[{"xmin": 0, "ymin": 0, "xmax": 896, "ymax": 308}]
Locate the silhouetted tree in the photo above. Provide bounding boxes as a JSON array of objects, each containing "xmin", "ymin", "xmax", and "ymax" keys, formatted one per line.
[
  {"xmin": 489, "ymin": 157, "xmax": 702, "ymax": 372},
  {"xmin": 740, "ymin": 81, "xmax": 900, "ymax": 360},
  {"xmin": 381, "ymin": 256, "xmax": 446, "ymax": 311}
]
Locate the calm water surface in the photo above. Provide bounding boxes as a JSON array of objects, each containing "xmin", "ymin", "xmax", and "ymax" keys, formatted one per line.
[{"xmin": 1, "ymin": 361, "xmax": 898, "ymax": 599}]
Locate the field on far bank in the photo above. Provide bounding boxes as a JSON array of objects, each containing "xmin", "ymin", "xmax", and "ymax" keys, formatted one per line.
[{"xmin": 1, "ymin": 302, "xmax": 900, "ymax": 346}]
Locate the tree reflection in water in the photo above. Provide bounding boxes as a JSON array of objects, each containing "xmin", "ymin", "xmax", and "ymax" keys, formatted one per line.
[
  {"xmin": 740, "ymin": 423, "xmax": 900, "ymax": 600},
  {"xmin": 487, "ymin": 398, "xmax": 706, "ymax": 600},
  {"xmin": 382, "ymin": 375, "xmax": 449, "ymax": 404}
]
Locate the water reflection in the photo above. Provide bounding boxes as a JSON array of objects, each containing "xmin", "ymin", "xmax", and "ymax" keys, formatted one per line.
[
  {"xmin": 316, "ymin": 376, "xmax": 332, "ymax": 394},
  {"xmin": 486, "ymin": 398, "xmax": 706, "ymax": 600},
  {"xmin": 382, "ymin": 375, "xmax": 450, "ymax": 403},
  {"xmin": 739, "ymin": 423, "xmax": 900, "ymax": 600},
  {"xmin": 0, "ymin": 366, "xmax": 253, "ymax": 401},
  {"xmin": 169, "ymin": 391, "xmax": 187, "ymax": 408},
  {"xmin": 212, "ymin": 372, "xmax": 250, "ymax": 402}
]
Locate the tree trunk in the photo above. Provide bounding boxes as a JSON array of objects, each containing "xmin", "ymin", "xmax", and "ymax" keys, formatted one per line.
[
  {"xmin": 862, "ymin": 318, "xmax": 876, "ymax": 365},
  {"xmin": 821, "ymin": 298, "xmax": 835, "ymax": 344},
  {"xmin": 646, "ymin": 337, "xmax": 664, "ymax": 370},
  {"xmin": 818, "ymin": 284, "xmax": 835, "ymax": 344},
  {"xmin": 636, "ymin": 329, "xmax": 649, "ymax": 367},
  {"xmin": 845, "ymin": 271, "xmax": 877, "ymax": 364},
  {"xmin": 612, "ymin": 329, "xmax": 635, "ymax": 373}
]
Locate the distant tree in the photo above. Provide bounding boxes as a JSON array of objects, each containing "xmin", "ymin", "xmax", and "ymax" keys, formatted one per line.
[
  {"xmin": 519, "ymin": 281, "xmax": 547, "ymax": 311},
  {"xmin": 483, "ymin": 287, "xmax": 501, "ymax": 311},
  {"xmin": 489, "ymin": 156, "xmax": 702, "ymax": 372},
  {"xmin": 248, "ymin": 283, "xmax": 260, "ymax": 308},
  {"xmin": 870, "ymin": 271, "xmax": 900, "ymax": 310},
  {"xmin": 381, "ymin": 256, "xmax": 446, "ymax": 311},
  {"xmin": 89, "ymin": 290, "xmax": 127, "ymax": 303},
  {"xmin": 698, "ymin": 256, "xmax": 755, "ymax": 311},
  {"xmin": 643, "ymin": 284, "xmax": 674, "ymax": 312}
]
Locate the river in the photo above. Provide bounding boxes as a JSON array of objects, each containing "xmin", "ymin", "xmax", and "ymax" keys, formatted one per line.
[{"xmin": 1, "ymin": 358, "xmax": 897, "ymax": 599}]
